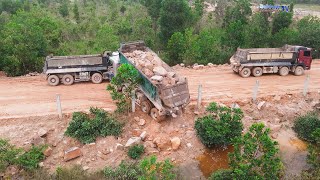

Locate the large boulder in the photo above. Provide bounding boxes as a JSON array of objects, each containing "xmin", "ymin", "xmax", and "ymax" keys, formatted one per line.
[
  {"xmin": 151, "ymin": 75, "xmax": 163, "ymax": 82},
  {"xmin": 125, "ymin": 137, "xmax": 141, "ymax": 147},
  {"xmin": 153, "ymin": 66, "xmax": 168, "ymax": 76},
  {"xmin": 170, "ymin": 137, "xmax": 181, "ymax": 150}
]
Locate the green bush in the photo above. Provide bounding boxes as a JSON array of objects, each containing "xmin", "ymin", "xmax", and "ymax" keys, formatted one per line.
[
  {"xmin": 293, "ymin": 112, "xmax": 320, "ymax": 143},
  {"xmin": 128, "ymin": 145, "xmax": 145, "ymax": 159},
  {"xmin": 0, "ymin": 139, "xmax": 22, "ymax": 172},
  {"xmin": 209, "ymin": 169, "xmax": 233, "ymax": 180},
  {"xmin": 104, "ymin": 161, "xmax": 141, "ymax": 180},
  {"xmin": 107, "ymin": 64, "xmax": 141, "ymax": 113},
  {"xmin": 65, "ymin": 107, "xmax": 123, "ymax": 144},
  {"xmin": 0, "ymin": 139, "xmax": 46, "ymax": 172},
  {"xmin": 194, "ymin": 102, "xmax": 243, "ymax": 148},
  {"xmin": 104, "ymin": 156, "xmax": 176, "ymax": 180},
  {"xmin": 17, "ymin": 145, "xmax": 46, "ymax": 170}
]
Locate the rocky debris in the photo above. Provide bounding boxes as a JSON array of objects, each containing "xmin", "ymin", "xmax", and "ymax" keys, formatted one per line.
[
  {"xmin": 31, "ymin": 137, "xmax": 45, "ymax": 146},
  {"xmin": 140, "ymin": 131, "xmax": 147, "ymax": 141},
  {"xmin": 101, "ymin": 148, "xmax": 111, "ymax": 155},
  {"xmin": 134, "ymin": 117, "xmax": 140, "ymax": 122},
  {"xmin": 115, "ymin": 143, "xmax": 124, "ymax": 150},
  {"xmin": 138, "ymin": 119, "xmax": 146, "ymax": 126},
  {"xmin": 151, "ymin": 75, "xmax": 163, "ymax": 82},
  {"xmin": 26, "ymin": 72, "xmax": 40, "ymax": 76},
  {"xmin": 38, "ymin": 128, "xmax": 48, "ymax": 137},
  {"xmin": 180, "ymin": 63, "xmax": 185, "ymax": 67},
  {"xmin": 125, "ymin": 137, "xmax": 141, "ymax": 147},
  {"xmin": 170, "ymin": 137, "xmax": 181, "ymax": 150},
  {"xmin": 83, "ymin": 166, "xmax": 90, "ymax": 171},
  {"xmin": 271, "ymin": 133, "xmax": 279, "ymax": 139},
  {"xmin": 153, "ymin": 66, "xmax": 167, "ymax": 76},
  {"xmin": 207, "ymin": 63, "xmax": 214, "ymax": 67},
  {"xmin": 257, "ymin": 101, "xmax": 266, "ymax": 110},
  {"xmin": 64, "ymin": 147, "xmax": 82, "ymax": 162},
  {"xmin": 187, "ymin": 143, "xmax": 192, "ymax": 148},
  {"xmin": 153, "ymin": 137, "xmax": 171, "ymax": 151},
  {"xmin": 39, "ymin": 162, "xmax": 44, "ymax": 167},
  {"xmin": 43, "ymin": 147, "xmax": 53, "ymax": 157},
  {"xmin": 231, "ymin": 103, "xmax": 240, "ymax": 109},
  {"xmin": 124, "ymin": 50, "xmax": 184, "ymax": 87},
  {"xmin": 6, "ymin": 166, "xmax": 19, "ymax": 175}
]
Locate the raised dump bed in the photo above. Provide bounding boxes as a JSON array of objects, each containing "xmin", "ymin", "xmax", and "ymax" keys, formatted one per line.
[{"xmin": 119, "ymin": 41, "xmax": 190, "ymax": 121}]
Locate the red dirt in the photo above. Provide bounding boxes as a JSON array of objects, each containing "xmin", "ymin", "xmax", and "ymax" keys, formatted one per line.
[{"xmin": 0, "ymin": 60, "xmax": 319, "ymax": 119}]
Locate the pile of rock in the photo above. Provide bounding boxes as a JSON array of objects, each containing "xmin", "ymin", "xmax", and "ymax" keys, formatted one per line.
[{"xmin": 124, "ymin": 50, "xmax": 185, "ymax": 86}]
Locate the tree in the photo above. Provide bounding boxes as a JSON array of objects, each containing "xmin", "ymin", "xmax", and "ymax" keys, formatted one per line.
[
  {"xmin": 93, "ymin": 24, "xmax": 119, "ymax": 53},
  {"xmin": 107, "ymin": 64, "xmax": 141, "ymax": 113},
  {"xmin": 167, "ymin": 32, "xmax": 185, "ymax": 65},
  {"xmin": 244, "ymin": 13, "xmax": 270, "ymax": 48},
  {"xmin": 272, "ymin": 11, "xmax": 293, "ymax": 34},
  {"xmin": 143, "ymin": 0, "xmax": 162, "ymax": 32},
  {"xmin": 159, "ymin": 0, "xmax": 194, "ymax": 44},
  {"xmin": 297, "ymin": 16, "xmax": 320, "ymax": 52},
  {"xmin": 224, "ymin": 20, "xmax": 246, "ymax": 49},
  {"xmin": 271, "ymin": 28, "xmax": 298, "ymax": 47},
  {"xmin": 0, "ymin": 8, "xmax": 62, "ymax": 76},
  {"xmin": 59, "ymin": 2, "xmax": 69, "ymax": 17},
  {"xmin": 73, "ymin": 1, "xmax": 80, "ymax": 23},
  {"xmin": 223, "ymin": 0, "xmax": 252, "ymax": 28},
  {"xmin": 194, "ymin": 0, "xmax": 204, "ymax": 18},
  {"xmin": 228, "ymin": 123, "xmax": 283, "ymax": 179}
]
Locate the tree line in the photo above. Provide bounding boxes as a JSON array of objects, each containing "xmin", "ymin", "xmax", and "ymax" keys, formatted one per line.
[{"xmin": 0, "ymin": 0, "xmax": 319, "ymax": 76}]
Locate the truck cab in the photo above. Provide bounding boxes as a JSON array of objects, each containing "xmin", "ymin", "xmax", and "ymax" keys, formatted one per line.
[{"xmin": 298, "ymin": 48, "xmax": 312, "ymax": 70}]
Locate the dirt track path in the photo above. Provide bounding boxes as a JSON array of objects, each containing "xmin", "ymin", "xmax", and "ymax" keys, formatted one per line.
[{"xmin": 0, "ymin": 61, "xmax": 319, "ymax": 119}]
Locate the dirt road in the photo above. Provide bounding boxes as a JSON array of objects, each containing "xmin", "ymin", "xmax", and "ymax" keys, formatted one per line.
[{"xmin": 0, "ymin": 61, "xmax": 319, "ymax": 119}]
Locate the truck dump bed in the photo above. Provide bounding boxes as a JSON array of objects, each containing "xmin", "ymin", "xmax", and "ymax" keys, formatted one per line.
[
  {"xmin": 230, "ymin": 45, "xmax": 298, "ymax": 64},
  {"xmin": 119, "ymin": 41, "xmax": 190, "ymax": 109},
  {"xmin": 46, "ymin": 54, "xmax": 106, "ymax": 68}
]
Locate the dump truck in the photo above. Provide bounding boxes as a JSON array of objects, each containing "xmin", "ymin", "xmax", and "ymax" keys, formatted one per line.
[
  {"xmin": 230, "ymin": 45, "xmax": 313, "ymax": 77},
  {"xmin": 44, "ymin": 51, "xmax": 118, "ymax": 86},
  {"xmin": 118, "ymin": 41, "xmax": 190, "ymax": 121}
]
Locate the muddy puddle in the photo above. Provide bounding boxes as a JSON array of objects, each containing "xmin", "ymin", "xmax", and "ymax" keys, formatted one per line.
[
  {"xmin": 289, "ymin": 138, "xmax": 308, "ymax": 151},
  {"xmin": 197, "ymin": 146, "xmax": 234, "ymax": 178}
]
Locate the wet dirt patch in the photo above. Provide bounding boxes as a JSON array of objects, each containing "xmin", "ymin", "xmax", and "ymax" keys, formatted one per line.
[{"xmin": 196, "ymin": 146, "xmax": 233, "ymax": 178}]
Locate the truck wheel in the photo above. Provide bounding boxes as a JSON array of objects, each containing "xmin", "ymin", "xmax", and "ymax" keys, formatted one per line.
[
  {"xmin": 252, "ymin": 67, "xmax": 263, "ymax": 77},
  {"xmin": 62, "ymin": 74, "xmax": 74, "ymax": 85},
  {"xmin": 141, "ymin": 101, "xmax": 152, "ymax": 114},
  {"xmin": 240, "ymin": 68, "xmax": 251, "ymax": 78},
  {"xmin": 150, "ymin": 108, "xmax": 165, "ymax": 122},
  {"xmin": 48, "ymin": 75, "xmax": 59, "ymax": 86},
  {"xmin": 92, "ymin": 73, "xmax": 103, "ymax": 84},
  {"xmin": 279, "ymin": 67, "xmax": 289, "ymax": 76},
  {"xmin": 294, "ymin": 66, "xmax": 304, "ymax": 76}
]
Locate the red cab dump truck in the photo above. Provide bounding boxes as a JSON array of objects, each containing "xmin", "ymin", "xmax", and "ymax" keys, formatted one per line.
[{"xmin": 230, "ymin": 45, "xmax": 313, "ymax": 77}]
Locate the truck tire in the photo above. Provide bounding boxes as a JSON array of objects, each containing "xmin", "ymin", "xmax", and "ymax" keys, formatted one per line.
[
  {"xmin": 252, "ymin": 67, "xmax": 263, "ymax": 77},
  {"xmin": 279, "ymin": 67, "xmax": 289, "ymax": 76},
  {"xmin": 91, "ymin": 73, "xmax": 103, "ymax": 84},
  {"xmin": 48, "ymin": 75, "xmax": 59, "ymax": 86},
  {"xmin": 141, "ymin": 100, "xmax": 152, "ymax": 114},
  {"xmin": 240, "ymin": 68, "xmax": 251, "ymax": 78},
  {"xmin": 62, "ymin": 74, "xmax": 74, "ymax": 85},
  {"xmin": 150, "ymin": 108, "xmax": 165, "ymax": 122},
  {"xmin": 294, "ymin": 66, "xmax": 304, "ymax": 76}
]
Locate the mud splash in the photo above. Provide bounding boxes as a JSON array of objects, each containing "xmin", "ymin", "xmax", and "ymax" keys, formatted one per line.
[{"xmin": 197, "ymin": 146, "xmax": 234, "ymax": 178}]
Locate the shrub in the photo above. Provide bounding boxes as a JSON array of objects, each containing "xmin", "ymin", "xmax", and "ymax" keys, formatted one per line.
[
  {"xmin": 209, "ymin": 169, "xmax": 233, "ymax": 180},
  {"xmin": 194, "ymin": 102, "xmax": 243, "ymax": 148},
  {"xmin": 128, "ymin": 145, "xmax": 145, "ymax": 159},
  {"xmin": 107, "ymin": 64, "xmax": 141, "ymax": 113},
  {"xmin": 293, "ymin": 112, "xmax": 320, "ymax": 143},
  {"xmin": 103, "ymin": 156, "xmax": 176, "ymax": 180},
  {"xmin": 0, "ymin": 139, "xmax": 22, "ymax": 172},
  {"xmin": 228, "ymin": 123, "xmax": 283, "ymax": 180},
  {"xmin": 17, "ymin": 145, "xmax": 46, "ymax": 170},
  {"xmin": 65, "ymin": 107, "xmax": 123, "ymax": 144},
  {"xmin": 104, "ymin": 161, "xmax": 141, "ymax": 180}
]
